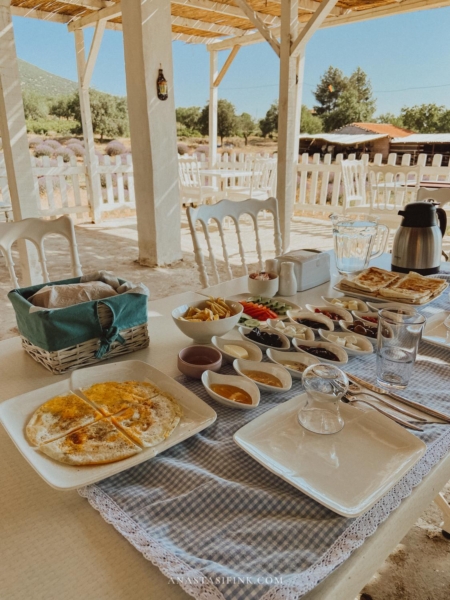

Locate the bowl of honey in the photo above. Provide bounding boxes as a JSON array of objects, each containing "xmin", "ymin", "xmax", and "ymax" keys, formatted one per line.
[
  {"xmin": 201, "ymin": 371, "xmax": 260, "ymax": 410},
  {"xmin": 177, "ymin": 345, "xmax": 222, "ymax": 379},
  {"xmin": 232, "ymin": 358, "xmax": 292, "ymax": 393}
]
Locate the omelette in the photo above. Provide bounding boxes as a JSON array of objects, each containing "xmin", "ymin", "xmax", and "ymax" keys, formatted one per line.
[{"xmin": 81, "ymin": 381, "xmax": 160, "ymax": 416}]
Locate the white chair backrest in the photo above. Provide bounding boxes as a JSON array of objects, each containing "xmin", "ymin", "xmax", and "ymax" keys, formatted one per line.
[
  {"xmin": 0, "ymin": 215, "xmax": 82, "ymax": 288},
  {"xmin": 341, "ymin": 160, "xmax": 367, "ymax": 210},
  {"xmin": 367, "ymin": 164, "xmax": 422, "ymax": 213},
  {"xmin": 416, "ymin": 187, "xmax": 450, "ymax": 207},
  {"xmin": 187, "ymin": 197, "xmax": 283, "ymax": 288},
  {"xmin": 251, "ymin": 159, "xmax": 277, "ymax": 196},
  {"xmin": 178, "ymin": 158, "xmax": 201, "ymax": 189}
]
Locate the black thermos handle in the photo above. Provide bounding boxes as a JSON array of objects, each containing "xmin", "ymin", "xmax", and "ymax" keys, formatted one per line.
[{"xmin": 437, "ymin": 208, "xmax": 447, "ymax": 237}]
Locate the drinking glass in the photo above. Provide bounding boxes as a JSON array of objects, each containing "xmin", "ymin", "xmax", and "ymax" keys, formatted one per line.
[
  {"xmin": 330, "ymin": 213, "xmax": 389, "ymax": 275},
  {"xmin": 376, "ymin": 308, "xmax": 426, "ymax": 390},
  {"xmin": 298, "ymin": 364, "xmax": 349, "ymax": 435},
  {"xmin": 444, "ymin": 315, "xmax": 450, "ymax": 345}
]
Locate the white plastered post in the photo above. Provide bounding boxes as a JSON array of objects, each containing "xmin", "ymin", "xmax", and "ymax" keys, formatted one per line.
[
  {"xmin": 0, "ymin": 0, "xmax": 42, "ymax": 285},
  {"xmin": 74, "ymin": 27, "xmax": 103, "ymax": 224},
  {"xmin": 121, "ymin": 0, "xmax": 181, "ymax": 266},
  {"xmin": 209, "ymin": 50, "xmax": 218, "ymax": 168}
]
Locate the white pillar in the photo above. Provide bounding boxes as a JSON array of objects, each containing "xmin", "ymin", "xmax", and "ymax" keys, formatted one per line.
[
  {"xmin": 276, "ymin": 0, "xmax": 301, "ymax": 252},
  {"xmin": 121, "ymin": 0, "xmax": 181, "ymax": 266},
  {"xmin": 74, "ymin": 28, "xmax": 103, "ymax": 224},
  {"xmin": 0, "ymin": 0, "xmax": 41, "ymax": 285},
  {"xmin": 209, "ymin": 50, "xmax": 218, "ymax": 168}
]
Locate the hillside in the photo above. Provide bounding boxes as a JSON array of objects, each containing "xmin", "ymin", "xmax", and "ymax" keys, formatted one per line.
[{"xmin": 18, "ymin": 59, "xmax": 77, "ymax": 98}]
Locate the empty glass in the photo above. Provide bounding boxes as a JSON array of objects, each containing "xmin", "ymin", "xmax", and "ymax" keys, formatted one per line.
[
  {"xmin": 376, "ymin": 308, "xmax": 426, "ymax": 390},
  {"xmin": 298, "ymin": 364, "xmax": 349, "ymax": 435},
  {"xmin": 330, "ymin": 213, "xmax": 389, "ymax": 275}
]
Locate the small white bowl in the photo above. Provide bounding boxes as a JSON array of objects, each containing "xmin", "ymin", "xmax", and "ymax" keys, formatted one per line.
[
  {"xmin": 233, "ymin": 358, "xmax": 292, "ymax": 393},
  {"xmin": 352, "ymin": 311, "xmax": 380, "ymax": 326},
  {"xmin": 201, "ymin": 371, "xmax": 260, "ymax": 410},
  {"xmin": 211, "ymin": 336, "xmax": 263, "ymax": 363},
  {"xmin": 321, "ymin": 296, "xmax": 369, "ymax": 312},
  {"xmin": 318, "ymin": 329, "xmax": 373, "ymax": 356},
  {"xmin": 287, "ymin": 310, "xmax": 334, "ymax": 333},
  {"xmin": 172, "ymin": 299, "xmax": 243, "ymax": 343},
  {"xmin": 238, "ymin": 326, "xmax": 290, "ymax": 351},
  {"xmin": 292, "ymin": 338, "xmax": 348, "ymax": 366},
  {"xmin": 305, "ymin": 304, "xmax": 353, "ymax": 324},
  {"xmin": 248, "ymin": 274, "xmax": 279, "ymax": 298},
  {"xmin": 266, "ymin": 348, "xmax": 320, "ymax": 379},
  {"xmin": 266, "ymin": 319, "xmax": 315, "ymax": 341},
  {"xmin": 238, "ymin": 320, "xmax": 271, "ymax": 335},
  {"xmin": 339, "ymin": 320, "xmax": 378, "ymax": 345},
  {"xmin": 366, "ymin": 301, "xmax": 416, "ymax": 313}
]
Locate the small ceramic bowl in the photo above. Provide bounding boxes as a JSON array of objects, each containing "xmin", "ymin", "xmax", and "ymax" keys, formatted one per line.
[
  {"xmin": 318, "ymin": 329, "xmax": 373, "ymax": 356},
  {"xmin": 305, "ymin": 304, "xmax": 353, "ymax": 324},
  {"xmin": 233, "ymin": 358, "xmax": 292, "ymax": 393},
  {"xmin": 321, "ymin": 296, "xmax": 369, "ymax": 312},
  {"xmin": 287, "ymin": 310, "xmax": 334, "ymax": 333},
  {"xmin": 266, "ymin": 319, "xmax": 315, "ymax": 342},
  {"xmin": 292, "ymin": 338, "xmax": 348, "ymax": 366},
  {"xmin": 248, "ymin": 273, "xmax": 279, "ymax": 298},
  {"xmin": 211, "ymin": 336, "xmax": 263, "ymax": 363},
  {"xmin": 201, "ymin": 370, "xmax": 260, "ymax": 410},
  {"xmin": 177, "ymin": 345, "xmax": 222, "ymax": 379},
  {"xmin": 352, "ymin": 310, "xmax": 380, "ymax": 325},
  {"xmin": 172, "ymin": 299, "xmax": 243, "ymax": 343},
  {"xmin": 339, "ymin": 320, "xmax": 378, "ymax": 345},
  {"xmin": 266, "ymin": 348, "xmax": 320, "ymax": 380},
  {"xmin": 238, "ymin": 326, "xmax": 290, "ymax": 351}
]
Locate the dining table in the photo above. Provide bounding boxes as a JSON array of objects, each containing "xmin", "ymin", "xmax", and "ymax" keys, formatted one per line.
[{"xmin": 1, "ymin": 254, "xmax": 450, "ymax": 600}]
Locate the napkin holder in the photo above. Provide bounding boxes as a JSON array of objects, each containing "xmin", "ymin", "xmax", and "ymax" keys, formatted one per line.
[{"xmin": 276, "ymin": 250, "xmax": 330, "ymax": 291}]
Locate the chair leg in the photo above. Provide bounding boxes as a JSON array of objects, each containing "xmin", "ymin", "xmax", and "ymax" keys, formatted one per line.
[{"xmin": 434, "ymin": 493, "xmax": 450, "ymax": 539}]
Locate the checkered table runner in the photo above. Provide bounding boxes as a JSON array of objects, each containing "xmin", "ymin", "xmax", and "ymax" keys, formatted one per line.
[{"xmin": 80, "ymin": 273, "xmax": 450, "ymax": 600}]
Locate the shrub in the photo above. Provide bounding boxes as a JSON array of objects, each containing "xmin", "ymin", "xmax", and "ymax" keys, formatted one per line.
[
  {"xmin": 34, "ymin": 144, "xmax": 53, "ymax": 158},
  {"xmin": 196, "ymin": 144, "xmax": 209, "ymax": 155},
  {"xmin": 54, "ymin": 147, "xmax": 75, "ymax": 162},
  {"xmin": 37, "ymin": 176, "xmax": 60, "ymax": 195},
  {"xmin": 119, "ymin": 153, "xmax": 130, "ymax": 165},
  {"xmin": 177, "ymin": 142, "xmax": 189, "ymax": 156},
  {"xmin": 66, "ymin": 138, "xmax": 84, "ymax": 146},
  {"xmin": 26, "ymin": 119, "xmax": 80, "ymax": 135},
  {"xmin": 44, "ymin": 139, "xmax": 62, "ymax": 150},
  {"xmin": 67, "ymin": 143, "xmax": 85, "ymax": 157},
  {"xmin": 105, "ymin": 140, "xmax": 127, "ymax": 156},
  {"xmin": 28, "ymin": 136, "xmax": 43, "ymax": 149}
]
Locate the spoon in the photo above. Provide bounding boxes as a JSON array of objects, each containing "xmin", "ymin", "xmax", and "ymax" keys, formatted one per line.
[{"xmin": 347, "ymin": 382, "xmax": 427, "ymax": 423}]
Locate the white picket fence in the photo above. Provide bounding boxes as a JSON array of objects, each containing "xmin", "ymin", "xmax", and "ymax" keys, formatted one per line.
[
  {"xmin": 97, "ymin": 154, "xmax": 135, "ymax": 213},
  {"xmin": 193, "ymin": 151, "xmax": 273, "ymax": 169}
]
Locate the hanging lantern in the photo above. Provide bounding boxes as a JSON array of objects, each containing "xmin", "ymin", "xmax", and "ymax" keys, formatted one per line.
[{"xmin": 157, "ymin": 66, "xmax": 168, "ymax": 101}]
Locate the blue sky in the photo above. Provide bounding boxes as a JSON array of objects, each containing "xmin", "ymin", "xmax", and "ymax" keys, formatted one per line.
[{"xmin": 12, "ymin": 7, "xmax": 450, "ymax": 119}]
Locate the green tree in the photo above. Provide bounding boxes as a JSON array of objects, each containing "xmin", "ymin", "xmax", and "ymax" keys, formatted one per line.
[
  {"xmin": 22, "ymin": 90, "xmax": 49, "ymax": 120},
  {"xmin": 400, "ymin": 104, "xmax": 446, "ymax": 133},
  {"xmin": 237, "ymin": 112, "xmax": 256, "ymax": 145},
  {"xmin": 376, "ymin": 112, "xmax": 405, "ymax": 128},
  {"xmin": 198, "ymin": 99, "xmax": 237, "ymax": 144},
  {"xmin": 49, "ymin": 95, "xmax": 72, "ymax": 120},
  {"xmin": 301, "ymin": 106, "xmax": 323, "ymax": 134},
  {"xmin": 313, "ymin": 67, "xmax": 348, "ymax": 116},
  {"xmin": 259, "ymin": 101, "xmax": 278, "ymax": 137},
  {"xmin": 68, "ymin": 90, "xmax": 129, "ymax": 140},
  {"xmin": 323, "ymin": 88, "xmax": 376, "ymax": 131},
  {"xmin": 176, "ymin": 106, "xmax": 201, "ymax": 131}
]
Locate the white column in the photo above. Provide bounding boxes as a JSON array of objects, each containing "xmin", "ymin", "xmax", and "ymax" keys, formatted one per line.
[
  {"xmin": 0, "ymin": 0, "xmax": 41, "ymax": 285},
  {"xmin": 121, "ymin": 0, "xmax": 181, "ymax": 266},
  {"xmin": 74, "ymin": 28, "xmax": 103, "ymax": 224},
  {"xmin": 276, "ymin": 0, "xmax": 301, "ymax": 252},
  {"xmin": 209, "ymin": 50, "xmax": 218, "ymax": 168}
]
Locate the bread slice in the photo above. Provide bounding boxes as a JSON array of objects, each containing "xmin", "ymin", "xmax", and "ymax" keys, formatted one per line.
[
  {"xmin": 39, "ymin": 418, "xmax": 141, "ymax": 465},
  {"xmin": 26, "ymin": 392, "xmax": 102, "ymax": 447},
  {"xmin": 340, "ymin": 267, "xmax": 400, "ymax": 293},
  {"xmin": 379, "ymin": 271, "xmax": 447, "ymax": 302}
]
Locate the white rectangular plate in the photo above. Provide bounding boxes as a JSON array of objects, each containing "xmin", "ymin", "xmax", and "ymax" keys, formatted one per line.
[
  {"xmin": 422, "ymin": 311, "xmax": 450, "ymax": 350},
  {"xmin": 234, "ymin": 393, "xmax": 426, "ymax": 517},
  {"xmin": 334, "ymin": 279, "xmax": 447, "ymax": 306},
  {"xmin": 229, "ymin": 294, "xmax": 301, "ymax": 322},
  {"xmin": 0, "ymin": 360, "xmax": 217, "ymax": 491}
]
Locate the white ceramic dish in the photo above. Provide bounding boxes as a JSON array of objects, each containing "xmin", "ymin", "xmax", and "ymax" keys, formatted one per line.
[
  {"xmin": 321, "ymin": 296, "xmax": 369, "ymax": 312},
  {"xmin": 233, "ymin": 358, "xmax": 292, "ymax": 393},
  {"xmin": 228, "ymin": 294, "xmax": 302, "ymax": 321},
  {"xmin": 305, "ymin": 303, "xmax": 353, "ymax": 324},
  {"xmin": 248, "ymin": 274, "xmax": 279, "ymax": 298},
  {"xmin": 422, "ymin": 311, "xmax": 450, "ymax": 350},
  {"xmin": 211, "ymin": 336, "xmax": 263, "ymax": 363},
  {"xmin": 266, "ymin": 319, "xmax": 315, "ymax": 342},
  {"xmin": 287, "ymin": 310, "xmax": 334, "ymax": 333},
  {"xmin": 333, "ymin": 279, "xmax": 448, "ymax": 306},
  {"xmin": 0, "ymin": 361, "xmax": 217, "ymax": 491},
  {"xmin": 172, "ymin": 299, "xmax": 243, "ymax": 343},
  {"xmin": 233, "ymin": 393, "xmax": 426, "ymax": 517},
  {"xmin": 292, "ymin": 338, "xmax": 348, "ymax": 365},
  {"xmin": 339, "ymin": 320, "xmax": 377, "ymax": 345},
  {"xmin": 366, "ymin": 300, "xmax": 415, "ymax": 312},
  {"xmin": 352, "ymin": 310, "xmax": 380, "ymax": 325},
  {"xmin": 238, "ymin": 326, "xmax": 290, "ymax": 352},
  {"xmin": 201, "ymin": 371, "xmax": 260, "ymax": 410},
  {"xmin": 238, "ymin": 320, "xmax": 271, "ymax": 335},
  {"xmin": 318, "ymin": 329, "xmax": 373, "ymax": 356},
  {"xmin": 266, "ymin": 348, "xmax": 320, "ymax": 380}
]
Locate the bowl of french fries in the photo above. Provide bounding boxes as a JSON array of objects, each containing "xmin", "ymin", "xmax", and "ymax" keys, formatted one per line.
[{"xmin": 172, "ymin": 297, "xmax": 243, "ymax": 343}]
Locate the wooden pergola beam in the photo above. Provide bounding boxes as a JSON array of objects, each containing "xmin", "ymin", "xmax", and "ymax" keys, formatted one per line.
[
  {"xmin": 213, "ymin": 44, "xmax": 240, "ymax": 87},
  {"xmin": 11, "ymin": 6, "xmax": 71, "ymax": 23},
  {"xmin": 291, "ymin": 0, "xmax": 339, "ymax": 56},
  {"xmin": 68, "ymin": 2, "xmax": 122, "ymax": 31},
  {"xmin": 53, "ymin": 0, "xmax": 108, "ymax": 9},
  {"xmin": 171, "ymin": 15, "xmax": 246, "ymax": 36},
  {"xmin": 172, "ymin": 0, "xmax": 280, "ymax": 26},
  {"xmin": 82, "ymin": 19, "xmax": 106, "ymax": 87},
  {"xmin": 234, "ymin": 0, "xmax": 280, "ymax": 56}
]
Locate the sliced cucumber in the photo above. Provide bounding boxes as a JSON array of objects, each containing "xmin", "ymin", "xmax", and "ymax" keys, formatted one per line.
[{"xmin": 244, "ymin": 318, "xmax": 261, "ymax": 328}]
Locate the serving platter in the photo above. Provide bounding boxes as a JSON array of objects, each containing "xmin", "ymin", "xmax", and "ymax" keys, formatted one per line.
[
  {"xmin": 229, "ymin": 294, "xmax": 301, "ymax": 324},
  {"xmin": 234, "ymin": 393, "xmax": 426, "ymax": 517},
  {"xmin": 0, "ymin": 360, "xmax": 217, "ymax": 490},
  {"xmin": 422, "ymin": 311, "xmax": 450, "ymax": 350},
  {"xmin": 333, "ymin": 278, "xmax": 447, "ymax": 306}
]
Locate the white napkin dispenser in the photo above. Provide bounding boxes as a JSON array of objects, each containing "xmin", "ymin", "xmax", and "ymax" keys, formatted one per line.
[{"xmin": 276, "ymin": 250, "xmax": 330, "ymax": 292}]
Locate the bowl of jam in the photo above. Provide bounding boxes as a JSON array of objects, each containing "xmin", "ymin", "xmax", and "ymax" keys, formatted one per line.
[
  {"xmin": 239, "ymin": 326, "xmax": 290, "ymax": 351},
  {"xmin": 292, "ymin": 339, "xmax": 348, "ymax": 365},
  {"xmin": 178, "ymin": 345, "xmax": 222, "ymax": 379},
  {"xmin": 340, "ymin": 319, "xmax": 378, "ymax": 344},
  {"xmin": 305, "ymin": 304, "xmax": 353, "ymax": 324},
  {"xmin": 287, "ymin": 310, "xmax": 334, "ymax": 333}
]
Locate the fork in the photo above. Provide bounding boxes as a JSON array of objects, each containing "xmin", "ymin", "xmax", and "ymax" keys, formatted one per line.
[
  {"xmin": 343, "ymin": 394, "xmax": 424, "ymax": 431},
  {"xmin": 347, "ymin": 383, "xmax": 428, "ymax": 423}
]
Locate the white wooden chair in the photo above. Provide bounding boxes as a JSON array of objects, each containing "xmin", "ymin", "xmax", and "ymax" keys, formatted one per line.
[
  {"xmin": 187, "ymin": 197, "xmax": 283, "ymax": 288},
  {"xmin": 0, "ymin": 215, "xmax": 82, "ymax": 288},
  {"xmin": 367, "ymin": 164, "xmax": 422, "ymax": 218},
  {"xmin": 224, "ymin": 159, "xmax": 277, "ymax": 201},
  {"xmin": 416, "ymin": 187, "xmax": 450, "ymax": 208},
  {"xmin": 341, "ymin": 160, "xmax": 369, "ymax": 212},
  {"xmin": 0, "ymin": 202, "xmax": 13, "ymax": 222},
  {"xmin": 178, "ymin": 158, "xmax": 219, "ymax": 206}
]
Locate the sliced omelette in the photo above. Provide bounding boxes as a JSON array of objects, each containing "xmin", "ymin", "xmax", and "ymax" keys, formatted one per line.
[
  {"xmin": 39, "ymin": 418, "xmax": 141, "ymax": 465},
  {"xmin": 26, "ymin": 392, "xmax": 102, "ymax": 447},
  {"xmin": 81, "ymin": 380, "xmax": 160, "ymax": 416},
  {"xmin": 112, "ymin": 394, "xmax": 182, "ymax": 448}
]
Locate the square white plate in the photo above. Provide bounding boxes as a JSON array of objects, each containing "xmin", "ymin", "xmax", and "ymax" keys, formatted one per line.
[
  {"xmin": 422, "ymin": 311, "xmax": 450, "ymax": 350},
  {"xmin": 0, "ymin": 360, "xmax": 217, "ymax": 491},
  {"xmin": 234, "ymin": 393, "xmax": 426, "ymax": 517},
  {"xmin": 333, "ymin": 280, "xmax": 447, "ymax": 307}
]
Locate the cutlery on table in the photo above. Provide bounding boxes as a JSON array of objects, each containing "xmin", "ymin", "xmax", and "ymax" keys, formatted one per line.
[
  {"xmin": 343, "ymin": 394, "xmax": 424, "ymax": 432},
  {"xmin": 347, "ymin": 383, "xmax": 428, "ymax": 423},
  {"xmin": 345, "ymin": 372, "xmax": 450, "ymax": 424}
]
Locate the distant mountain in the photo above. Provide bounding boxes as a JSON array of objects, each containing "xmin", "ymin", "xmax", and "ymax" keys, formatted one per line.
[{"xmin": 18, "ymin": 59, "xmax": 78, "ymax": 98}]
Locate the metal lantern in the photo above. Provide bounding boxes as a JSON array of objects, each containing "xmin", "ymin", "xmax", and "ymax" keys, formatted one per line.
[{"xmin": 157, "ymin": 67, "xmax": 168, "ymax": 101}]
